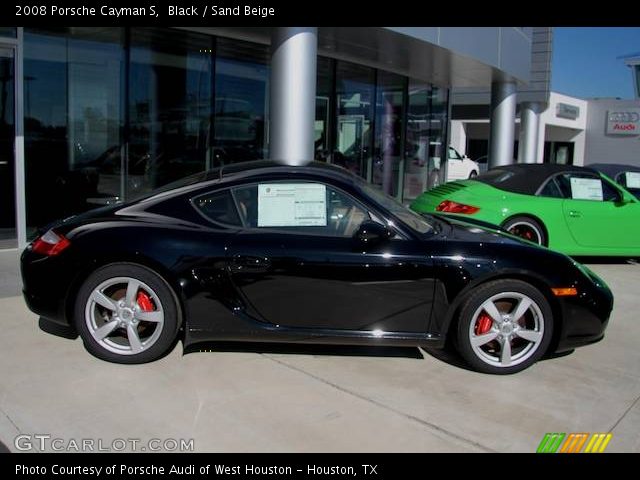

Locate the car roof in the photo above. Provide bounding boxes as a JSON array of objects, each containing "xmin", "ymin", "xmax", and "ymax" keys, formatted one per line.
[
  {"xmin": 587, "ymin": 163, "xmax": 640, "ymax": 177},
  {"xmin": 475, "ymin": 163, "xmax": 599, "ymax": 195},
  {"xmin": 136, "ymin": 160, "xmax": 362, "ymax": 204}
]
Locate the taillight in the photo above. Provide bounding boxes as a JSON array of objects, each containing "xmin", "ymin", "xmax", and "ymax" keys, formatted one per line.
[
  {"xmin": 31, "ymin": 230, "xmax": 71, "ymax": 256},
  {"xmin": 436, "ymin": 200, "xmax": 480, "ymax": 214}
]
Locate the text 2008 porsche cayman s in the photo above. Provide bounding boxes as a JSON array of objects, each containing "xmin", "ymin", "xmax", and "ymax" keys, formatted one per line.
[{"xmin": 21, "ymin": 161, "xmax": 613, "ymax": 374}]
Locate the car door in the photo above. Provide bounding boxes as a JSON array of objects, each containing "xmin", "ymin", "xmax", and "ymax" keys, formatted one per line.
[
  {"xmin": 558, "ymin": 172, "xmax": 640, "ymax": 249},
  {"xmin": 226, "ymin": 180, "xmax": 436, "ymax": 333}
]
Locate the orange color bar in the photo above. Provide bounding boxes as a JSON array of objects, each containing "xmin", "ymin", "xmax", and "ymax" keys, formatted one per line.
[
  {"xmin": 572, "ymin": 433, "xmax": 589, "ymax": 453},
  {"xmin": 552, "ymin": 287, "xmax": 578, "ymax": 296}
]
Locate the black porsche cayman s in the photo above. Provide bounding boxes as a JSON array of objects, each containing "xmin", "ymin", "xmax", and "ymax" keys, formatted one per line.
[{"xmin": 21, "ymin": 161, "xmax": 613, "ymax": 374}]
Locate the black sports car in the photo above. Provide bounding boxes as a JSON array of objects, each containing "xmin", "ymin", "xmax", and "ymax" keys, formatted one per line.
[{"xmin": 21, "ymin": 161, "xmax": 613, "ymax": 374}]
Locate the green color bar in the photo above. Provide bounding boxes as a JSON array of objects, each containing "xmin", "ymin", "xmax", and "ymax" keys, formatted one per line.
[{"xmin": 537, "ymin": 433, "xmax": 565, "ymax": 453}]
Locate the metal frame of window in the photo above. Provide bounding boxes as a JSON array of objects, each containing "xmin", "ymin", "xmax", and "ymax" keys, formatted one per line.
[{"xmin": 0, "ymin": 29, "xmax": 25, "ymax": 249}]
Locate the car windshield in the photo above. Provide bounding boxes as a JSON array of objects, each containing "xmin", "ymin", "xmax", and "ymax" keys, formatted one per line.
[{"xmin": 358, "ymin": 181, "xmax": 433, "ymax": 234}]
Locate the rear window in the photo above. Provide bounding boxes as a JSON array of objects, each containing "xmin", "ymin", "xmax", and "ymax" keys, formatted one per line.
[{"xmin": 474, "ymin": 169, "xmax": 516, "ymax": 186}]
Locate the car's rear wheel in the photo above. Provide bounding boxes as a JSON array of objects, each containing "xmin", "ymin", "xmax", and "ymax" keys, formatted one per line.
[
  {"xmin": 455, "ymin": 279, "xmax": 553, "ymax": 374},
  {"xmin": 74, "ymin": 263, "xmax": 180, "ymax": 364},
  {"xmin": 502, "ymin": 216, "xmax": 547, "ymax": 246},
  {"xmin": 469, "ymin": 171, "xmax": 478, "ymax": 179}
]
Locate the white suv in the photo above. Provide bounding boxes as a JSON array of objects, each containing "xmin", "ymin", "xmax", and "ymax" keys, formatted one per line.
[{"xmin": 446, "ymin": 146, "xmax": 480, "ymax": 181}]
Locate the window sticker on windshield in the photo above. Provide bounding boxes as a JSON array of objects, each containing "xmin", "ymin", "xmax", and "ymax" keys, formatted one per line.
[
  {"xmin": 258, "ymin": 184, "xmax": 327, "ymax": 227},
  {"xmin": 569, "ymin": 177, "xmax": 603, "ymax": 201},
  {"xmin": 625, "ymin": 172, "xmax": 640, "ymax": 189}
]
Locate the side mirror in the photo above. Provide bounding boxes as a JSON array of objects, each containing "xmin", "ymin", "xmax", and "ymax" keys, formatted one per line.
[{"xmin": 353, "ymin": 220, "xmax": 394, "ymax": 248}]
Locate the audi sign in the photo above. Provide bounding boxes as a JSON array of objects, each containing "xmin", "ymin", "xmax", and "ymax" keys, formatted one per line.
[{"xmin": 606, "ymin": 109, "xmax": 640, "ymax": 135}]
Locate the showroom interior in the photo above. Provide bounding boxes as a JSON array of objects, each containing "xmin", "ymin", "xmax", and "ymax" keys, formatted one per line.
[{"xmin": 0, "ymin": 27, "xmax": 540, "ymax": 249}]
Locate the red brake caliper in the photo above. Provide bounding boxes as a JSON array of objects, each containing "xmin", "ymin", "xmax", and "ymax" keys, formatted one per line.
[
  {"xmin": 136, "ymin": 291, "xmax": 154, "ymax": 312},
  {"xmin": 475, "ymin": 313, "xmax": 493, "ymax": 335}
]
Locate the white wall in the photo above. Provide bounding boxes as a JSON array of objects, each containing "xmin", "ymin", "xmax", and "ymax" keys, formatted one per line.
[
  {"xmin": 583, "ymin": 98, "xmax": 640, "ymax": 167},
  {"xmin": 539, "ymin": 92, "xmax": 588, "ymax": 165}
]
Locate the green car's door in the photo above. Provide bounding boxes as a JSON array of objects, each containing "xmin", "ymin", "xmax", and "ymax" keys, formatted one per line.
[{"xmin": 557, "ymin": 171, "xmax": 640, "ymax": 249}]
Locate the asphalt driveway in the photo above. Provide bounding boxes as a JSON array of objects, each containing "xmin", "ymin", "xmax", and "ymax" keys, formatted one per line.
[{"xmin": 0, "ymin": 249, "xmax": 638, "ymax": 452}]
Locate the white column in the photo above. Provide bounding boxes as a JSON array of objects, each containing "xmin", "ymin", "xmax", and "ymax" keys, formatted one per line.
[
  {"xmin": 269, "ymin": 27, "xmax": 318, "ymax": 165},
  {"xmin": 518, "ymin": 102, "xmax": 542, "ymax": 164},
  {"xmin": 488, "ymin": 81, "xmax": 517, "ymax": 168}
]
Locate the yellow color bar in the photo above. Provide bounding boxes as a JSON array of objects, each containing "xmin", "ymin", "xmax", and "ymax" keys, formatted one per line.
[
  {"xmin": 584, "ymin": 433, "xmax": 612, "ymax": 453},
  {"xmin": 598, "ymin": 433, "xmax": 612, "ymax": 453}
]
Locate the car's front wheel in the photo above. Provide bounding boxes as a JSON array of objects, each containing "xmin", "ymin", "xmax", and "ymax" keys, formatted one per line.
[
  {"xmin": 74, "ymin": 263, "xmax": 180, "ymax": 364},
  {"xmin": 455, "ymin": 279, "xmax": 553, "ymax": 374}
]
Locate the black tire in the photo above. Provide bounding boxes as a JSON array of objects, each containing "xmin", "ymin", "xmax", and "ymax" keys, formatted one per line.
[
  {"xmin": 74, "ymin": 263, "xmax": 180, "ymax": 364},
  {"xmin": 502, "ymin": 216, "xmax": 547, "ymax": 246},
  {"xmin": 455, "ymin": 279, "xmax": 553, "ymax": 374},
  {"xmin": 469, "ymin": 171, "xmax": 478, "ymax": 179}
]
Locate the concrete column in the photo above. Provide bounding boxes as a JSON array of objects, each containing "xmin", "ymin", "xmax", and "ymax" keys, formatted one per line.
[
  {"xmin": 518, "ymin": 102, "xmax": 542, "ymax": 164},
  {"xmin": 488, "ymin": 81, "xmax": 517, "ymax": 168},
  {"xmin": 269, "ymin": 27, "xmax": 317, "ymax": 165}
]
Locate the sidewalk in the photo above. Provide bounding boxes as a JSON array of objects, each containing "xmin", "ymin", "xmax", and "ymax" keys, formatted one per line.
[{"xmin": 0, "ymin": 249, "xmax": 20, "ymax": 299}]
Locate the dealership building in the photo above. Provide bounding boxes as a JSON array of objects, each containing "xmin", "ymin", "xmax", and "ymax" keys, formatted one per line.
[
  {"xmin": 1, "ymin": 26, "xmax": 549, "ymax": 248},
  {"xmin": 450, "ymin": 92, "xmax": 640, "ymax": 168}
]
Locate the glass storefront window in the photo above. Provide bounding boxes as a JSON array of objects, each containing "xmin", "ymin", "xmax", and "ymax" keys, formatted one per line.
[
  {"xmin": 24, "ymin": 28, "xmax": 124, "ymax": 235},
  {"xmin": 0, "ymin": 47, "xmax": 15, "ymax": 247},
  {"xmin": 21, "ymin": 28, "xmax": 450, "ymax": 234},
  {"xmin": 0, "ymin": 28, "xmax": 17, "ymax": 38},
  {"xmin": 129, "ymin": 28, "xmax": 213, "ymax": 196},
  {"xmin": 334, "ymin": 61, "xmax": 375, "ymax": 180},
  {"xmin": 403, "ymin": 83, "xmax": 448, "ymax": 202},
  {"xmin": 430, "ymin": 86, "xmax": 449, "ymax": 186},
  {"xmin": 314, "ymin": 57, "xmax": 333, "ymax": 162},
  {"xmin": 372, "ymin": 71, "xmax": 406, "ymax": 197},
  {"xmin": 213, "ymin": 38, "xmax": 269, "ymax": 166}
]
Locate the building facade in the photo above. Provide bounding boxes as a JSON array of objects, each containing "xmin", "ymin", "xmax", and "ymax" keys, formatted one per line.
[
  {"xmin": 450, "ymin": 93, "xmax": 640, "ymax": 168},
  {"xmin": 0, "ymin": 27, "xmax": 535, "ymax": 248}
]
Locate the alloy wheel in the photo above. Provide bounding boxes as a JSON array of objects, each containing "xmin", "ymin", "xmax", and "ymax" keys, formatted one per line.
[
  {"xmin": 84, "ymin": 276, "xmax": 165, "ymax": 355},
  {"xmin": 468, "ymin": 291, "xmax": 545, "ymax": 368}
]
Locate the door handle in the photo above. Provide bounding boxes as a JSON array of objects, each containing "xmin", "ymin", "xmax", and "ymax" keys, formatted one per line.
[
  {"xmin": 568, "ymin": 210, "xmax": 582, "ymax": 218},
  {"xmin": 0, "ymin": 161, "xmax": 8, "ymax": 165}
]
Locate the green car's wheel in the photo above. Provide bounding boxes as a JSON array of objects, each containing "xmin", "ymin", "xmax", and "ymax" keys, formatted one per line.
[
  {"xmin": 502, "ymin": 216, "xmax": 547, "ymax": 246},
  {"xmin": 455, "ymin": 279, "xmax": 553, "ymax": 374}
]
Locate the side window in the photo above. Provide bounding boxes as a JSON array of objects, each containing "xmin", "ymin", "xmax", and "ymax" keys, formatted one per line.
[
  {"xmin": 618, "ymin": 171, "xmax": 640, "ymax": 190},
  {"xmin": 192, "ymin": 190, "xmax": 241, "ymax": 226},
  {"xmin": 232, "ymin": 182, "xmax": 371, "ymax": 237},
  {"xmin": 538, "ymin": 178, "xmax": 564, "ymax": 198},
  {"xmin": 448, "ymin": 147, "xmax": 462, "ymax": 160},
  {"xmin": 556, "ymin": 173, "xmax": 619, "ymax": 202}
]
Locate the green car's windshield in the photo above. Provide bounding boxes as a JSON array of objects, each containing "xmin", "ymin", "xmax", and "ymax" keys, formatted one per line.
[{"xmin": 358, "ymin": 181, "xmax": 434, "ymax": 234}]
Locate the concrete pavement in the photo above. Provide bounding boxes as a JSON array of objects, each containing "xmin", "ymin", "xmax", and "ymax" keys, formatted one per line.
[{"xmin": 0, "ymin": 251, "xmax": 638, "ymax": 452}]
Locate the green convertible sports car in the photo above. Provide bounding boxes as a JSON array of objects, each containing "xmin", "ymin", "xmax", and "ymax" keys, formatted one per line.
[{"xmin": 410, "ymin": 164, "xmax": 640, "ymax": 256}]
